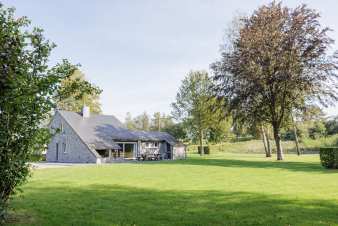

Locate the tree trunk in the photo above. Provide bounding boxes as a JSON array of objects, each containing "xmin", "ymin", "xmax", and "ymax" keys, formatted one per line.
[
  {"xmin": 199, "ymin": 129, "xmax": 203, "ymax": 156},
  {"xmin": 261, "ymin": 125, "xmax": 269, "ymax": 157},
  {"xmin": 261, "ymin": 126, "xmax": 272, "ymax": 157},
  {"xmin": 291, "ymin": 116, "xmax": 301, "ymax": 155},
  {"xmin": 266, "ymin": 132, "xmax": 272, "ymax": 157},
  {"xmin": 272, "ymin": 124, "xmax": 284, "ymax": 160}
]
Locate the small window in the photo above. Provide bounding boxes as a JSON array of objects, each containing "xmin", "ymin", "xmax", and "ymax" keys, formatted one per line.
[
  {"xmin": 62, "ymin": 143, "xmax": 66, "ymax": 153},
  {"xmin": 60, "ymin": 123, "xmax": 64, "ymax": 134},
  {"xmin": 154, "ymin": 142, "xmax": 158, "ymax": 147}
]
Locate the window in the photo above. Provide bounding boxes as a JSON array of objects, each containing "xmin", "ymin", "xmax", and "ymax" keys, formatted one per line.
[
  {"xmin": 60, "ymin": 123, "xmax": 64, "ymax": 134},
  {"xmin": 56, "ymin": 143, "xmax": 59, "ymax": 161},
  {"xmin": 62, "ymin": 143, "xmax": 66, "ymax": 153},
  {"xmin": 154, "ymin": 142, "xmax": 158, "ymax": 147}
]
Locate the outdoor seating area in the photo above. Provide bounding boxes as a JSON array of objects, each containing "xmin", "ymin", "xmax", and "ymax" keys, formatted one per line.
[{"xmin": 137, "ymin": 147, "xmax": 162, "ymax": 161}]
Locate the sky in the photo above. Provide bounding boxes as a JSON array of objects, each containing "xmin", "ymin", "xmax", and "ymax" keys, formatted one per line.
[{"xmin": 3, "ymin": 0, "xmax": 338, "ymax": 121}]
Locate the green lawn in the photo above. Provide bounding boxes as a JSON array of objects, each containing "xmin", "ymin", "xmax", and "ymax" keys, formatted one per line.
[{"xmin": 9, "ymin": 153, "xmax": 338, "ymax": 226}]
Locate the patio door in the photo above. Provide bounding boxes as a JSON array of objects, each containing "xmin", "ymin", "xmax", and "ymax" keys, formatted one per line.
[
  {"xmin": 116, "ymin": 142, "xmax": 136, "ymax": 160},
  {"xmin": 124, "ymin": 143, "xmax": 135, "ymax": 159}
]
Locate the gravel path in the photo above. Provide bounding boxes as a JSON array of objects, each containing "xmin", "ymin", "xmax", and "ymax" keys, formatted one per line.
[{"xmin": 30, "ymin": 162, "xmax": 96, "ymax": 169}]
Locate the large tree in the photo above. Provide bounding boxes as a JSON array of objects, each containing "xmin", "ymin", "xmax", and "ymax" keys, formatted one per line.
[
  {"xmin": 172, "ymin": 70, "xmax": 221, "ymax": 155},
  {"xmin": 55, "ymin": 69, "xmax": 102, "ymax": 113},
  {"xmin": 212, "ymin": 2, "xmax": 338, "ymax": 160},
  {"xmin": 0, "ymin": 4, "xmax": 77, "ymax": 220}
]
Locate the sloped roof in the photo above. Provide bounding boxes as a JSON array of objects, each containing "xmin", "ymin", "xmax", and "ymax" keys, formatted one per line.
[{"xmin": 58, "ymin": 110, "xmax": 177, "ymax": 150}]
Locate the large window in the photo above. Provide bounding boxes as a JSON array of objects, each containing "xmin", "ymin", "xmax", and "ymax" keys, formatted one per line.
[
  {"xmin": 116, "ymin": 143, "xmax": 136, "ymax": 159},
  {"xmin": 124, "ymin": 143, "xmax": 134, "ymax": 159}
]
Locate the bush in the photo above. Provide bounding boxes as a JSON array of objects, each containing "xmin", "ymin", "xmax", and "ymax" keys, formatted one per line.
[
  {"xmin": 319, "ymin": 148, "xmax": 338, "ymax": 169},
  {"xmin": 198, "ymin": 146, "xmax": 210, "ymax": 154}
]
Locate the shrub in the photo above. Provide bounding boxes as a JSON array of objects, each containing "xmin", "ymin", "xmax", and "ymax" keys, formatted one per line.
[
  {"xmin": 319, "ymin": 148, "xmax": 338, "ymax": 169},
  {"xmin": 198, "ymin": 146, "xmax": 210, "ymax": 154}
]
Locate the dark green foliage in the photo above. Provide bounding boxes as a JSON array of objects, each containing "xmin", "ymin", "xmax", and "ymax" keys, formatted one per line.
[
  {"xmin": 325, "ymin": 118, "xmax": 338, "ymax": 135},
  {"xmin": 162, "ymin": 122, "xmax": 187, "ymax": 141},
  {"xmin": 319, "ymin": 148, "xmax": 338, "ymax": 169},
  {"xmin": 0, "ymin": 4, "xmax": 76, "ymax": 221},
  {"xmin": 198, "ymin": 146, "xmax": 210, "ymax": 155}
]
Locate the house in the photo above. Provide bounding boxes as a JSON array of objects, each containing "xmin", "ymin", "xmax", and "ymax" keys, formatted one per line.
[{"xmin": 46, "ymin": 106, "xmax": 185, "ymax": 163}]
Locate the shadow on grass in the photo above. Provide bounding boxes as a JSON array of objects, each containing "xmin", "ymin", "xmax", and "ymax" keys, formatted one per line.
[
  {"xmin": 154, "ymin": 157, "xmax": 337, "ymax": 174},
  {"xmin": 10, "ymin": 184, "xmax": 338, "ymax": 226}
]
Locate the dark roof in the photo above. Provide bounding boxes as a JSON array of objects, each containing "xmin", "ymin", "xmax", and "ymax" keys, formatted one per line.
[{"xmin": 58, "ymin": 111, "xmax": 177, "ymax": 150}]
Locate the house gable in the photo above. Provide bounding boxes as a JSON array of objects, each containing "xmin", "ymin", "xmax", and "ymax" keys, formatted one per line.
[{"xmin": 46, "ymin": 112, "xmax": 98, "ymax": 163}]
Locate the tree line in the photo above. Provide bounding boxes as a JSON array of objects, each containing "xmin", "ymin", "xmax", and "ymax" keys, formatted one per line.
[{"xmin": 171, "ymin": 2, "xmax": 338, "ymax": 160}]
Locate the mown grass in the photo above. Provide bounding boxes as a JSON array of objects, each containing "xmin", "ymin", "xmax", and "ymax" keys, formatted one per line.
[
  {"xmin": 9, "ymin": 153, "xmax": 338, "ymax": 226},
  {"xmin": 188, "ymin": 134, "xmax": 338, "ymax": 154}
]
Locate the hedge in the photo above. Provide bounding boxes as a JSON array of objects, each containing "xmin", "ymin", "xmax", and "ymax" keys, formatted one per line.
[
  {"xmin": 198, "ymin": 146, "xmax": 210, "ymax": 155},
  {"xmin": 319, "ymin": 147, "xmax": 338, "ymax": 169}
]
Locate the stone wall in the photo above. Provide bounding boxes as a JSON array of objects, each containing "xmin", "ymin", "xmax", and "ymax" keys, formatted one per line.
[{"xmin": 46, "ymin": 112, "xmax": 97, "ymax": 163}]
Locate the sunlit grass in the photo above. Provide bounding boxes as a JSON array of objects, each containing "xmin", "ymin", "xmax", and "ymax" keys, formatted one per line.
[{"xmin": 9, "ymin": 152, "xmax": 338, "ymax": 226}]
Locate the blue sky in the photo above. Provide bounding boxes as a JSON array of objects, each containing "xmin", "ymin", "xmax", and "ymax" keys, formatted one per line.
[{"xmin": 4, "ymin": 0, "xmax": 338, "ymax": 121}]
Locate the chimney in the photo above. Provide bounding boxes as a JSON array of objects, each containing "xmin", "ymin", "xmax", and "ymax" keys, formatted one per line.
[{"xmin": 82, "ymin": 105, "xmax": 90, "ymax": 118}]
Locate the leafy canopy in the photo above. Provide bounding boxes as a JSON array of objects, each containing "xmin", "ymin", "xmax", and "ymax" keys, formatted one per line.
[
  {"xmin": 54, "ymin": 69, "xmax": 102, "ymax": 113},
  {"xmin": 0, "ymin": 4, "xmax": 77, "ymax": 220},
  {"xmin": 212, "ymin": 1, "xmax": 338, "ymax": 159}
]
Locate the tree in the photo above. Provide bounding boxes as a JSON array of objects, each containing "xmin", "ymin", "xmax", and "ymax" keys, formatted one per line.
[
  {"xmin": 207, "ymin": 114, "xmax": 233, "ymax": 143},
  {"xmin": 162, "ymin": 122, "xmax": 187, "ymax": 141},
  {"xmin": 151, "ymin": 112, "xmax": 162, "ymax": 131},
  {"xmin": 54, "ymin": 69, "xmax": 102, "ymax": 113},
  {"xmin": 133, "ymin": 112, "xmax": 150, "ymax": 131},
  {"xmin": 172, "ymin": 70, "xmax": 220, "ymax": 155},
  {"xmin": 261, "ymin": 125, "xmax": 272, "ymax": 157},
  {"xmin": 309, "ymin": 121, "xmax": 326, "ymax": 139},
  {"xmin": 212, "ymin": 2, "xmax": 338, "ymax": 160},
  {"xmin": 325, "ymin": 117, "xmax": 338, "ymax": 135},
  {"xmin": 0, "ymin": 4, "xmax": 77, "ymax": 220},
  {"xmin": 125, "ymin": 112, "xmax": 136, "ymax": 130}
]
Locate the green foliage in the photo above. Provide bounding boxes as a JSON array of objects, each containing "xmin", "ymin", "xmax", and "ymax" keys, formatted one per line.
[
  {"xmin": 29, "ymin": 128, "xmax": 52, "ymax": 159},
  {"xmin": 0, "ymin": 4, "xmax": 76, "ymax": 221},
  {"xmin": 325, "ymin": 118, "xmax": 338, "ymax": 135},
  {"xmin": 172, "ymin": 70, "xmax": 225, "ymax": 152},
  {"xmin": 207, "ymin": 116, "xmax": 233, "ymax": 143},
  {"xmin": 55, "ymin": 69, "xmax": 102, "ymax": 113},
  {"xmin": 212, "ymin": 2, "xmax": 338, "ymax": 160},
  {"xmin": 309, "ymin": 121, "xmax": 326, "ymax": 139},
  {"xmin": 162, "ymin": 122, "xmax": 187, "ymax": 141},
  {"xmin": 319, "ymin": 148, "xmax": 338, "ymax": 169}
]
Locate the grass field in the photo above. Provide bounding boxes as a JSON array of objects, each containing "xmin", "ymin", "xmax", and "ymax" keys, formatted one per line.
[
  {"xmin": 9, "ymin": 153, "xmax": 338, "ymax": 226},
  {"xmin": 188, "ymin": 134, "xmax": 338, "ymax": 154}
]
